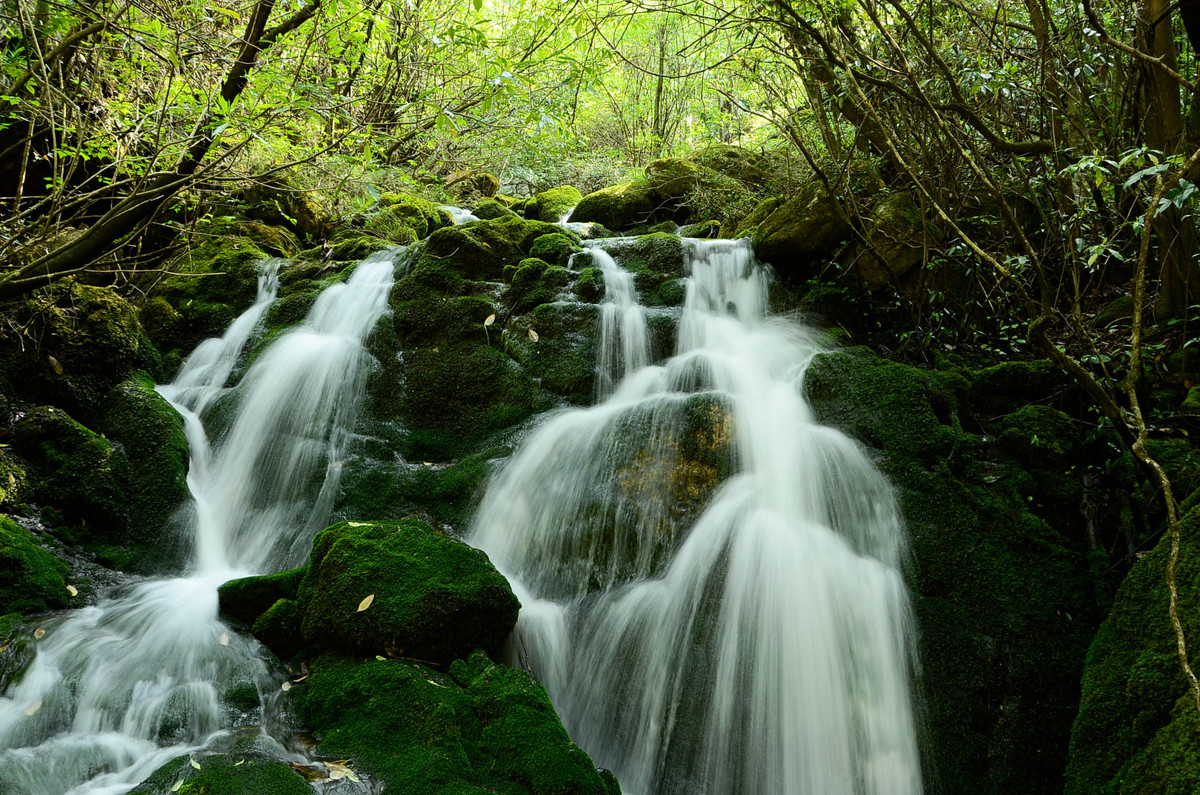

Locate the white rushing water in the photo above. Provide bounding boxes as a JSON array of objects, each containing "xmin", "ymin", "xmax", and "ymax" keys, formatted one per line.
[
  {"xmin": 0, "ymin": 250, "xmax": 400, "ymax": 794},
  {"xmin": 472, "ymin": 238, "xmax": 923, "ymax": 794}
]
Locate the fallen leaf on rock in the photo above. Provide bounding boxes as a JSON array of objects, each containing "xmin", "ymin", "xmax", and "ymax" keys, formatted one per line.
[
  {"xmin": 171, "ymin": 780, "xmax": 183, "ymax": 792},
  {"xmin": 47, "ymin": 355, "xmax": 62, "ymax": 375},
  {"xmin": 528, "ymin": 328, "xmax": 539, "ymax": 342},
  {"xmin": 484, "ymin": 313, "xmax": 496, "ymax": 326},
  {"xmin": 66, "ymin": 585, "xmax": 78, "ymax": 597},
  {"xmin": 281, "ymin": 681, "xmax": 293, "ymax": 692},
  {"xmin": 356, "ymin": 594, "xmax": 375, "ymax": 612},
  {"xmin": 26, "ymin": 700, "xmax": 41, "ymax": 716},
  {"xmin": 33, "ymin": 627, "xmax": 45, "ymax": 640},
  {"xmin": 190, "ymin": 758, "xmax": 200, "ymax": 770},
  {"xmin": 219, "ymin": 631, "xmax": 229, "ymax": 646},
  {"xmin": 347, "ymin": 521, "xmax": 372, "ymax": 527}
]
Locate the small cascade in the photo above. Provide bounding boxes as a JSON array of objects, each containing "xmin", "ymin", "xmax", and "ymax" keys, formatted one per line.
[
  {"xmin": 0, "ymin": 250, "xmax": 400, "ymax": 794},
  {"xmin": 471, "ymin": 238, "xmax": 922, "ymax": 794},
  {"xmin": 589, "ymin": 245, "xmax": 650, "ymax": 399},
  {"xmin": 440, "ymin": 205, "xmax": 479, "ymax": 224}
]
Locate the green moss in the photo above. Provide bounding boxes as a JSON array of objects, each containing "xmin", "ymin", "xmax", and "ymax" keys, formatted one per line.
[
  {"xmin": 505, "ymin": 258, "xmax": 571, "ymax": 314},
  {"xmin": 575, "ymin": 268, "xmax": 604, "ymax": 303},
  {"xmin": 752, "ymin": 183, "xmax": 849, "ymax": 279},
  {"xmin": 1066, "ymin": 504, "xmax": 1200, "ymax": 794},
  {"xmin": 12, "ymin": 406, "xmax": 132, "ymax": 542},
  {"xmin": 129, "ymin": 753, "xmax": 311, "ymax": 795},
  {"xmin": 395, "ymin": 342, "xmax": 548, "ymax": 461},
  {"xmin": 528, "ymin": 186, "xmax": 583, "ymax": 222},
  {"xmin": 0, "ymin": 448, "xmax": 27, "ymax": 511},
  {"xmin": 472, "ymin": 199, "xmax": 519, "ymax": 220},
  {"xmin": 528, "ymin": 233, "xmax": 582, "ymax": 267},
  {"xmin": 719, "ymin": 195, "xmax": 781, "ymax": 239},
  {"xmin": 1184, "ymin": 386, "xmax": 1200, "ymax": 414},
  {"xmin": 678, "ymin": 220, "xmax": 721, "ymax": 239},
  {"xmin": 297, "ymin": 518, "xmax": 519, "ymax": 665},
  {"xmin": 380, "ymin": 192, "xmax": 454, "ymax": 239},
  {"xmin": 325, "ymin": 227, "xmax": 395, "ymax": 262},
  {"xmin": 505, "ymin": 303, "xmax": 599, "ymax": 400},
  {"xmin": 295, "ymin": 651, "xmax": 619, "ymax": 795},
  {"xmin": 252, "ymin": 597, "xmax": 304, "ymax": 659},
  {"xmin": 0, "ymin": 514, "xmax": 68, "ymax": 616},
  {"xmin": 93, "ymin": 372, "xmax": 191, "ymax": 570},
  {"xmin": 852, "ymin": 191, "xmax": 934, "ymax": 291},
  {"xmin": 0, "ymin": 280, "xmax": 160, "ymax": 419},
  {"xmin": 217, "ymin": 567, "xmax": 307, "ymax": 624},
  {"xmin": 568, "ymin": 180, "xmax": 655, "ymax": 230},
  {"xmin": 364, "ymin": 211, "xmax": 419, "ymax": 246}
]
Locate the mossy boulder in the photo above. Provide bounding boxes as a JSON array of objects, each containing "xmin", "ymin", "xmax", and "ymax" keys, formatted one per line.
[
  {"xmin": 294, "ymin": 650, "xmax": 620, "ymax": 795},
  {"xmin": 393, "ymin": 341, "xmax": 549, "ymax": 461},
  {"xmin": 218, "ymin": 566, "xmax": 306, "ymax": 625},
  {"xmin": 1065, "ymin": 503, "xmax": 1200, "ymax": 794},
  {"xmin": 506, "ymin": 303, "xmax": 600, "ymax": 400},
  {"xmin": 380, "ymin": 192, "xmax": 455, "ymax": 239},
  {"xmin": 0, "ymin": 515, "xmax": 69, "ymax": 616},
  {"xmin": 528, "ymin": 233, "xmax": 582, "ymax": 267},
  {"xmin": 529, "ymin": 186, "xmax": 583, "ymax": 222},
  {"xmin": 504, "ymin": 259, "xmax": 571, "ymax": 315},
  {"xmin": 240, "ymin": 176, "xmax": 328, "ymax": 241},
  {"xmin": 850, "ymin": 191, "xmax": 935, "ymax": 291},
  {"xmin": 753, "ymin": 183, "xmax": 850, "ymax": 280},
  {"xmin": 129, "ymin": 753, "xmax": 311, "ymax": 795},
  {"xmin": 805, "ymin": 350, "xmax": 1100, "ymax": 794},
  {"xmin": 0, "ymin": 280, "xmax": 159, "ymax": 420},
  {"xmin": 1183, "ymin": 386, "xmax": 1200, "ymax": 414},
  {"xmin": 645, "ymin": 158, "xmax": 753, "ymax": 224},
  {"xmin": 588, "ymin": 233, "xmax": 684, "ymax": 306},
  {"xmin": 472, "ymin": 198, "xmax": 519, "ymax": 220},
  {"xmin": 409, "ymin": 217, "xmax": 569, "ymax": 292},
  {"xmin": 719, "ymin": 195, "xmax": 782, "ymax": 240},
  {"xmin": 568, "ymin": 180, "xmax": 656, "ymax": 231},
  {"xmin": 296, "ymin": 519, "xmax": 519, "ymax": 665},
  {"xmin": 93, "ymin": 372, "xmax": 191, "ymax": 568},
  {"xmin": 11, "ymin": 406, "xmax": 132, "ymax": 543},
  {"xmin": 691, "ymin": 144, "xmax": 770, "ymax": 187}
]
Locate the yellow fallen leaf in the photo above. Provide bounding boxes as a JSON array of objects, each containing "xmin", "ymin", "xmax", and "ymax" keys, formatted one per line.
[
  {"xmin": 234, "ymin": 759, "xmax": 245, "ymax": 766},
  {"xmin": 528, "ymin": 328, "xmax": 539, "ymax": 342},
  {"xmin": 356, "ymin": 594, "xmax": 375, "ymax": 612},
  {"xmin": 47, "ymin": 355, "xmax": 62, "ymax": 375},
  {"xmin": 281, "ymin": 681, "xmax": 293, "ymax": 692},
  {"xmin": 66, "ymin": 585, "xmax": 78, "ymax": 597},
  {"xmin": 376, "ymin": 655, "xmax": 386, "ymax": 661},
  {"xmin": 484, "ymin": 313, "xmax": 496, "ymax": 326},
  {"xmin": 33, "ymin": 627, "xmax": 45, "ymax": 640},
  {"xmin": 219, "ymin": 631, "xmax": 229, "ymax": 646},
  {"xmin": 190, "ymin": 758, "xmax": 200, "ymax": 770},
  {"xmin": 26, "ymin": 700, "xmax": 41, "ymax": 716},
  {"xmin": 171, "ymin": 781, "xmax": 183, "ymax": 792},
  {"xmin": 347, "ymin": 521, "xmax": 372, "ymax": 527}
]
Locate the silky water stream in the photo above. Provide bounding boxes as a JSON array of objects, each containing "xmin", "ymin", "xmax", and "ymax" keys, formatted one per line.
[
  {"xmin": 471, "ymin": 237, "xmax": 923, "ymax": 795},
  {"xmin": 0, "ymin": 249, "xmax": 400, "ymax": 794}
]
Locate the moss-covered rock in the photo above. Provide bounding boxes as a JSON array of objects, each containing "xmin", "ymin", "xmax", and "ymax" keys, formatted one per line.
[
  {"xmin": 393, "ymin": 342, "xmax": 549, "ymax": 461},
  {"xmin": 753, "ymin": 183, "xmax": 850, "ymax": 280},
  {"xmin": 0, "ymin": 514, "xmax": 68, "ymax": 616},
  {"xmin": 218, "ymin": 567, "xmax": 306, "ymax": 625},
  {"xmin": 294, "ymin": 650, "xmax": 620, "ymax": 795},
  {"xmin": 719, "ymin": 196, "xmax": 782, "ymax": 240},
  {"xmin": 93, "ymin": 372, "xmax": 190, "ymax": 568},
  {"xmin": 296, "ymin": 519, "xmax": 519, "ymax": 665},
  {"xmin": 1183, "ymin": 386, "xmax": 1200, "ymax": 414},
  {"xmin": 691, "ymin": 144, "xmax": 770, "ymax": 188},
  {"xmin": 380, "ymin": 192, "xmax": 455, "ymax": 239},
  {"xmin": 239, "ymin": 176, "xmax": 328, "ymax": 241},
  {"xmin": 11, "ymin": 406, "xmax": 132, "ymax": 543},
  {"xmin": 504, "ymin": 259, "xmax": 571, "ymax": 315},
  {"xmin": 678, "ymin": 220, "xmax": 721, "ymax": 239},
  {"xmin": 0, "ymin": 448, "xmax": 27, "ymax": 512},
  {"xmin": 850, "ymin": 191, "xmax": 935, "ymax": 291},
  {"xmin": 575, "ymin": 268, "xmax": 605, "ymax": 303},
  {"xmin": 506, "ymin": 303, "xmax": 599, "ymax": 400},
  {"xmin": 472, "ymin": 198, "xmax": 519, "ymax": 220},
  {"xmin": 568, "ymin": 180, "xmax": 656, "ymax": 231},
  {"xmin": 590, "ymin": 234, "xmax": 684, "ymax": 307},
  {"xmin": 805, "ymin": 350, "xmax": 1100, "ymax": 795},
  {"xmin": 528, "ymin": 233, "xmax": 582, "ymax": 267},
  {"xmin": 528, "ymin": 186, "xmax": 583, "ymax": 222},
  {"xmin": 0, "ymin": 280, "xmax": 160, "ymax": 420},
  {"xmin": 129, "ymin": 753, "xmax": 311, "ymax": 795},
  {"xmin": 408, "ymin": 216, "xmax": 565, "ymax": 290},
  {"xmin": 1065, "ymin": 503, "xmax": 1200, "ymax": 795}
]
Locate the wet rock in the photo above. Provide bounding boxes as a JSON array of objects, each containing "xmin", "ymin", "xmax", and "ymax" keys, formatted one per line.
[
  {"xmin": 0, "ymin": 514, "xmax": 69, "ymax": 616},
  {"xmin": 753, "ymin": 183, "xmax": 850, "ymax": 279}
]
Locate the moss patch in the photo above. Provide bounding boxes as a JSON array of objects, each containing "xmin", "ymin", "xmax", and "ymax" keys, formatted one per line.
[
  {"xmin": 0, "ymin": 514, "xmax": 68, "ymax": 616},
  {"xmin": 753, "ymin": 182, "xmax": 850, "ymax": 280},
  {"xmin": 568, "ymin": 180, "xmax": 656, "ymax": 231},
  {"xmin": 294, "ymin": 650, "xmax": 619, "ymax": 795},
  {"xmin": 130, "ymin": 753, "xmax": 311, "ymax": 795},
  {"xmin": 529, "ymin": 186, "xmax": 583, "ymax": 222}
]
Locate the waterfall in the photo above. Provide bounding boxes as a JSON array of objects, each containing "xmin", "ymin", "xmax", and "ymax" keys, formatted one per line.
[
  {"xmin": 471, "ymin": 238, "xmax": 923, "ymax": 794},
  {"xmin": 0, "ymin": 250, "xmax": 400, "ymax": 794}
]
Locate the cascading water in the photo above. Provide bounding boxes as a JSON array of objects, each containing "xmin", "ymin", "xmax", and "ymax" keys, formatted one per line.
[
  {"xmin": 0, "ymin": 250, "xmax": 400, "ymax": 794},
  {"xmin": 471, "ymin": 238, "xmax": 923, "ymax": 794}
]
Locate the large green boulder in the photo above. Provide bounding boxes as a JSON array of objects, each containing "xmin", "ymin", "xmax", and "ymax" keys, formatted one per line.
[
  {"xmin": 0, "ymin": 280, "xmax": 160, "ymax": 420},
  {"xmin": 505, "ymin": 303, "xmax": 599, "ymax": 400},
  {"xmin": 528, "ymin": 186, "xmax": 583, "ymax": 222},
  {"xmin": 296, "ymin": 519, "xmax": 519, "ymax": 665},
  {"xmin": 805, "ymin": 350, "xmax": 1100, "ymax": 795},
  {"xmin": 0, "ymin": 514, "xmax": 69, "ymax": 616},
  {"xmin": 504, "ymin": 258, "xmax": 571, "ymax": 315},
  {"xmin": 850, "ymin": 191, "xmax": 935, "ymax": 291},
  {"xmin": 11, "ymin": 406, "xmax": 132, "ymax": 543},
  {"xmin": 568, "ymin": 180, "xmax": 656, "ymax": 230},
  {"xmin": 409, "ymin": 217, "xmax": 570, "ymax": 292},
  {"xmin": 1065, "ymin": 503, "xmax": 1200, "ymax": 794},
  {"xmin": 294, "ymin": 650, "xmax": 620, "ymax": 795},
  {"xmin": 379, "ymin": 192, "xmax": 454, "ymax": 239},
  {"xmin": 93, "ymin": 372, "xmax": 190, "ymax": 565},
  {"xmin": 218, "ymin": 567, "xmax": 306, "ymax": 625},
  {"xmin": 130, "ymin": 753, "xmax": 311, "ymax": 795},
  {"xmin": 753, "ymin": 182, "xmax": 850, "ymax": 279}
]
